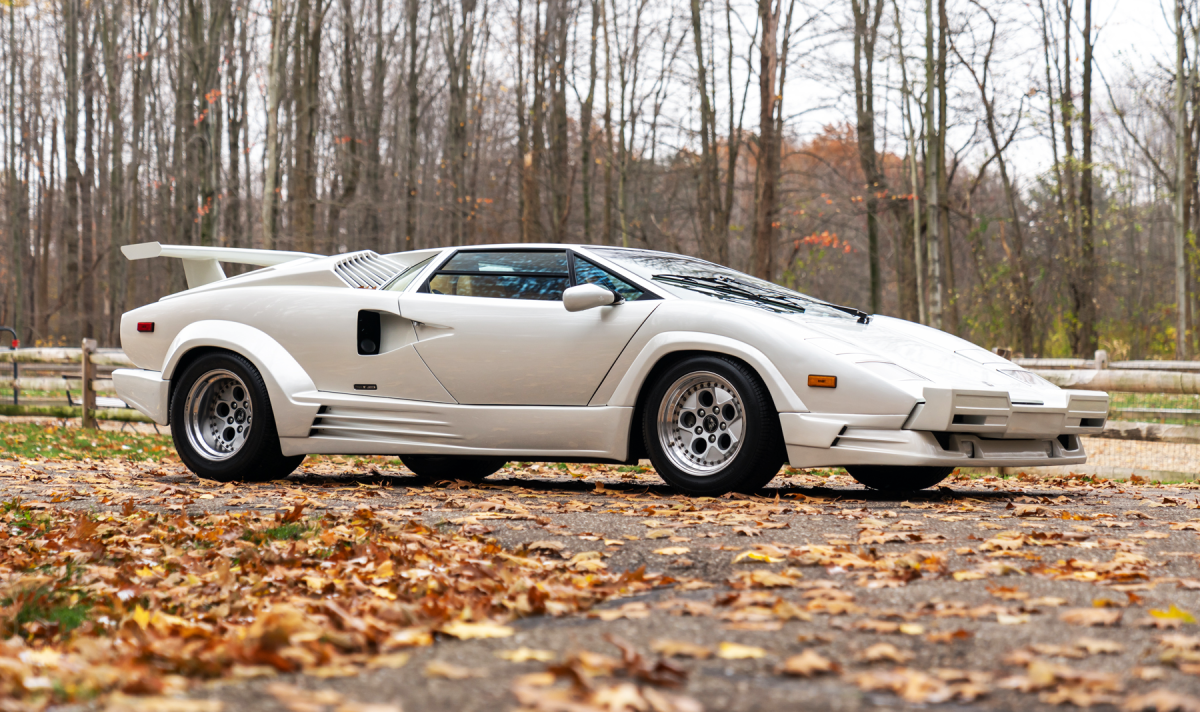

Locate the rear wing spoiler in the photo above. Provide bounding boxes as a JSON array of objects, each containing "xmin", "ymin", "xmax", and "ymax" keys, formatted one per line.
[{"xmin": 121, "ymin": 242, "xmax": 321, "ymax": 289}]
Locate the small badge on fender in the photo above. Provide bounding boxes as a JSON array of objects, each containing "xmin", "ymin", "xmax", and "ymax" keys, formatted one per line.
[{"xmin": 354, "ymin": 384, "xmax": 378, "ymax": 391}]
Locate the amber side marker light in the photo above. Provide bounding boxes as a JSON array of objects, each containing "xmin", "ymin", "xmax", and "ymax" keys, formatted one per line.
[
  {"xmin": 137, "ymin": 322, "xmax": 154, "ymax": 333},
  {"xmin": 808, "ymin": 374, "xmax": 837, "ymax": 388}
]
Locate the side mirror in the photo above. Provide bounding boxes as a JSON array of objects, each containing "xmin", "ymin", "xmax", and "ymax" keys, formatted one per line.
[{"xmin": 563, "ymin": 283, "xmax": 619, "ymax": 312}]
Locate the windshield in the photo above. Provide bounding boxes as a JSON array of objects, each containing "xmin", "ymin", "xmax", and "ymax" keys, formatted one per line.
[{"xmin": 591, "ymin": 248, "xmax": 868, "ymax": 322}]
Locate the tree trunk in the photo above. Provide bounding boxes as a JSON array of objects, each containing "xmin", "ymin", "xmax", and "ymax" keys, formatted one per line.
[
  {"xmin": 291, "ymin": 0, "xmax": 328, "ymax": 254},
  {"xmin": 581, "ymin": 0, "xmax": 599, "ymax": 244},
  {"xmin": 440, "ymin": 0, "xmax": 477, "ymax": 248},
  {"xmin": 1077, "ymin": 0, "xmax": 1096, "ymax": 355},
  {"xmin": 1176, "ymin": 0, "xmax": 1189, "ymax": 359},
  {"xmin": 226, "ymin": 0, "xmax": 248, "ymax": 250},
  {"xmin": 689, "ymin": 0, "xmax": 718, "ymax": 263},
  {"xmin": 403, "ymin": 0, "xmax": 421, "ymax": 250},
  {"xmin": 522, "ymin": 0, "xmax": 545, "ymax": 243},
  {"xmin": 751, "ymin": 0, "xmax": 781, "ymax": 281},
  {"xmin": 547, "ymin": 0, "xmax": 573, "ymax": 242},
  {"xmin": 62, "ymin": 0, "xmax": 81, "ymax": 343},
  {"xmin": 364, "ymin": 0, "xmax": 389, "ymax": 253},
  {"xmin": 936, "ymin": 0, "xmax": 955, "ymax": 332},
  {"xmin": 80, "ymin": 29, "xmax": 96, "ymax": 339},
  {"xmin": 851, "ymin": 0, "xmax": 886, "ymax": 314},
  {"xmin": 892, "ymin": 0, "xmax": 919, "ymax": 322},
  {"xmin": 923, "ymin": 0, "xmax": 941, "ymax": 327},
  {"xmin": 327, "ymin": 0, "xmax": 360, "ymax": 250},
  {"xmin": 602, "ymin": 0, "xmax": 613, "ymax": 246},
  {"xmin": 99, "ymin": 0, "xmax": 126, "ymax": 341},
  {"xmin": 260, "ymin": 0, "xmax": 288, "ymax": 250}
]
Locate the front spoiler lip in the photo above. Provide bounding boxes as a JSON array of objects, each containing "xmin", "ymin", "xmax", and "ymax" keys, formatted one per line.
[{"xmin": 784, "ymin": 427, "xmax": 1087, "ymax": 469}]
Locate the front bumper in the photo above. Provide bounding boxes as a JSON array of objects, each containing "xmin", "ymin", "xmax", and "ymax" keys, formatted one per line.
[
  {"xmin": 780, "ymin": 385, "xmax": 1107, "ymax": 469},
  {"xmin": 112, "ymin": 369, "xmax": 170, "ymax": 424},
  {"xmin": 904, "ymin": 387, "xmax": 1108, "ymax": 438}
]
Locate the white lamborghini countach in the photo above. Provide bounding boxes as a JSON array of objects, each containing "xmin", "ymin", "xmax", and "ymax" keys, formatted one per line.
[{"xmin": 113, "ymin": 242, "xmax": 1109, "ymax": 495}]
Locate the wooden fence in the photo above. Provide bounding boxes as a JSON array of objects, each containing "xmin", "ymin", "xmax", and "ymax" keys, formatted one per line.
[
  {"xmin": 0, "ymin": 341, "xmax": 151, "ymax": 426},
  {"xmin": 1019, "ymin": 349, "xmax": 1200, "ymax": 476}
]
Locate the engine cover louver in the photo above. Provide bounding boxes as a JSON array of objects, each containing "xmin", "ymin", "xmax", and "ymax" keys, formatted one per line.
[{"xmin": 333, "ymin": 251, "xmax": 403, "ymax": 289}]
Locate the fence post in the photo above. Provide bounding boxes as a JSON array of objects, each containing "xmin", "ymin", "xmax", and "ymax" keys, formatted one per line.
[
  {"xmin": 81, "ymin": 339, "xmax": 97, "ymax": 429},
  {"xmin": 1094, "ymin": 349, "xmax": 1109, "ymax": 370}
]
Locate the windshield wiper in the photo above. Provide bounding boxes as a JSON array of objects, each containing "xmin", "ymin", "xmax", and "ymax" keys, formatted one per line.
[
  {"xmin": 653, "ymin": 274, "xmax": 807, "ymax": 315},
  {"xmin": 653, "ymin": 273, "xmax": 871, "ymax": 323}
]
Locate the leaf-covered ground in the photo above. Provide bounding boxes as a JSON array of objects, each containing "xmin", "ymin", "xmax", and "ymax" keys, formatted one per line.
[{"xmin": 2, "ymin": 423, "xmax": 1200, "ymax": 711}]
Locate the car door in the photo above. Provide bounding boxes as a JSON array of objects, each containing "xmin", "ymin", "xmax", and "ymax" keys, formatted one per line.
[{"xmin": 399, "ymin": 249, "xmax": 660, "ymax": 406}]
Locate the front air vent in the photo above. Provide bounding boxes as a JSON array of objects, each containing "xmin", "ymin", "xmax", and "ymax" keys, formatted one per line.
[{"xmin": 334, "ymin": 251, "xmax": 403, "ymax": 289}]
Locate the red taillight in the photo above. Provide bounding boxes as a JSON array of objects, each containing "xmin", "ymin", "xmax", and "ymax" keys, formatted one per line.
[{"xmin": 137, "ymin": 322, "xmax": 155, "ymax": 333}]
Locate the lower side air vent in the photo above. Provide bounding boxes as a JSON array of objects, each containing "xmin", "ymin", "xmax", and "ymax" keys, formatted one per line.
[{"xmin": 309, "ymin": 406, "xmax": 461, "ymax": 444}]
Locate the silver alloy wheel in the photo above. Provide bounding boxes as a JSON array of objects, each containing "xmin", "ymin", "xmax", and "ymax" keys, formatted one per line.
[
  {"xmin": 184, "ymin": 369, "xmax": 253, "ymax": 461},
  {"xmin": 656, "ymin": 371, "xmax": 745, "ymax": 476}
]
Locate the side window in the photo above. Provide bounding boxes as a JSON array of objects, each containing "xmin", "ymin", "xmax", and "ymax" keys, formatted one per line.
[
  {"xmin": 572, "ymin": 256, "xmax": 648, "ymax": 302},
  {"xmin": 383, "ymin": 255, "xmax": 435, "ymax": 292},
  {"xmin": 426, "ymin": 251, "xmax": 569, "ymax": 301}
]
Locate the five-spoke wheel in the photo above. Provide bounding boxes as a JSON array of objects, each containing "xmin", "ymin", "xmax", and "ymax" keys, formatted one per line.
[
  {"xmin": 657, "ymin": 372, "xmax": 745, "ymax": 476},
  {"xmin": 184, "ymin": 370, "xmax": 254, "ymax": 460},
  {"xmin": 643, "ymin": 355, "xmax": 784, "ymax": 496}
]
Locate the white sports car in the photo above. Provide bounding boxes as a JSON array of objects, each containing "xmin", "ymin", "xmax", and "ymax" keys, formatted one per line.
[{"xmin": 113, "ymin": 242, "xmax": 1109, "ymax": 495}]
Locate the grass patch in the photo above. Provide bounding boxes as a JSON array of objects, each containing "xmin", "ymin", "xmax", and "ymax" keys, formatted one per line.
[
  {"xmin": 0, "ymin": 422, "xmax": 175, "ymax": 462},
  {"xmin": 241, "ymin": 521, "xmax": 312, "ymax": 544},
  {"xmin": 2, "ymin": 586, "xmax": 90, "ymax": 639}
]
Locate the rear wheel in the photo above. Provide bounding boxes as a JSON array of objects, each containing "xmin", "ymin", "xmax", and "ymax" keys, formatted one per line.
[
  {"xmin": 400, "ymin": 455, "xmax": 508, "ymax": 482},
  {"xmin": 171, "ymin": 352, "xmax": 304, "ymax": 483},
  {"xmin": 845, "ymin": 465, "xmax": 955, "ymax": 491},
  {"xmin": 642, "ymin": 355, "xmax": 784, "ymax": 496}
]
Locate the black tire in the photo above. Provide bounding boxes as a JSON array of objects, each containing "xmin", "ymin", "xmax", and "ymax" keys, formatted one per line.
[
  {"xmin": 642, "ymin": 355, "xmax": 784, "ymax": 496},
  {"xmin": 845, "ymin": 465, "xmax": 955, "ymax": 491},
  {"xmin": 400, "ymin": 455, "xmax": 507, "ymax": 482},
  {"xmin": 170, "ymin": 351, "xmax": 304, "ymax": 483}
]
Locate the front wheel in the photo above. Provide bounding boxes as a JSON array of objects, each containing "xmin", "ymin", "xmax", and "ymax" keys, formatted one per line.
[
  {"xmin": 642, "ymin": 355, "xmax": 784, "ymax": 496},
  {"xmin": 845, "ymin": 465, "xmax": 955, "ymax": 491},
  {"xmin": 400, "ymin": 455, "xmax": 508, "ymax": 482},
  {"xmin": 170, "ymin": 351, "xmax": 303, "ymax": 483}
]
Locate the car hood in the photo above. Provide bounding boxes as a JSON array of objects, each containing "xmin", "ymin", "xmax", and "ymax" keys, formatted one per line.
[{"xmin": 791, "ymin": 314, "xmax": 1059, "ymax": 404}]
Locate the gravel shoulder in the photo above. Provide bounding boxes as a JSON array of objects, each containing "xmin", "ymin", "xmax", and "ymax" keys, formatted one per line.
[{"xmin": 4, "ymin": 457, "xmax": 1200, "ymax": 711}]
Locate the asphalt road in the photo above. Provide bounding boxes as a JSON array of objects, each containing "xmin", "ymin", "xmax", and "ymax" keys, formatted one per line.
[{"xmin": 5, "ymin": 458, "xmax": 1200, "ymax": 712}]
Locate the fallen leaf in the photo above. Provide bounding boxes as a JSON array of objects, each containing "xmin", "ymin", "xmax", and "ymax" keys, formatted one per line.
[
  {"xmin": 1060, "ymin": 608, "xmax": 1122, "ymax": 627},
  {"xmin": 424, "ymin": 661, "xmax": 483, "ymax": 679},
  {"xmin": 654, "ymin": 546, "xmax": 691, "ymax": 556},
  {"xmin": 777, "ymin": 649, "xmax": 840, "ymax": 677},
  {"xmin": 1123, "ymin": 690, "xmax": 1200, "ymax": 712},
  {"xmin": 105, "ymin": 696, "xmax": 223, "ymax": 712},
  {"xmin": 732, "ymin": 550, "xmax": 783, "ymax": 564},
  {"xmin": 1077, "ymin": 637, "xmax": 1124, "ymax": 655},
  {"xmin": 717, "ymin": 642, "xmax": 766, "ymax": 659},
  {"xmin": 366, "ymin": 653, "xmax": 412, "ymax": 669},
  {"xmin": 441, "ymin": 621, "xmax": 515, "ymax": 639},
  {"xmin": 496, "ymin": 647, "xmax": 557, "ymax": 663},
  {"xmin": 334, "ymin": 703, "xmax": 404, "ymax": 712},
  {"xmin": 1151, "ymin": 605, "xmax": 1198, "ymax": 624},
  {"xmin": 859, "ymin": 642, "xmax": 914, "ymax": 664},
  {"xmin": 926, "ymin": 629, "xmax": 973, "ymax": 643},
  {"xmin": 650, "ymin": 639, "xmax": 713, "ymax": 659}
]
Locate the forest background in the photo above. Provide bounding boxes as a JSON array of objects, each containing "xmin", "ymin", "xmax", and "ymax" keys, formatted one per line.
[{"xmin": 0, "ymin": 0, "xmax": 1196, "ymax": 360}]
